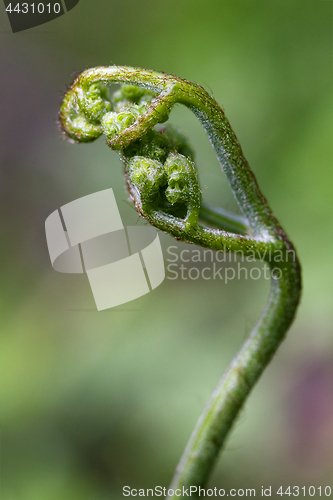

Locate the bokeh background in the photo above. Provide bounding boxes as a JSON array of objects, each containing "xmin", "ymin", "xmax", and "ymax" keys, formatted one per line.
[{"xmin": 1, "ymin": 1, "xmax": 333, "ymax": 498}]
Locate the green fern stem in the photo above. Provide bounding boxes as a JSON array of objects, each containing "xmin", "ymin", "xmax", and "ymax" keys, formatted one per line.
[{"xmin": 59, "ymin": 66, "xmax": 301, "ymax": 498}]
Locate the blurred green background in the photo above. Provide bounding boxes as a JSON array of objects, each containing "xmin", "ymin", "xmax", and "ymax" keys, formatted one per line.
[{"xmin": 1, "ymin": 1, "xmax": 333, "ymax": 498}]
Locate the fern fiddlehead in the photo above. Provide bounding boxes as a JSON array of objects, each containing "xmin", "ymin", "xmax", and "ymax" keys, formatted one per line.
[{"xmin": 59, "ymin": 66, "xmax": 301, "ymax": 498}]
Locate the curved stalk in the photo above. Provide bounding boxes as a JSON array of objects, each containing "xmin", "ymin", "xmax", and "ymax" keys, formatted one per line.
[
  {"xmin": 167, "ymin": 259, "xmax": 300, "ymax": 497},
  {"xmin": 199, "ymin": 203, "xmax": 250, "ymax": 234},
  {"xmin": 59, "ymin": 66, "xmax": 301, "ymax": 497}
]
